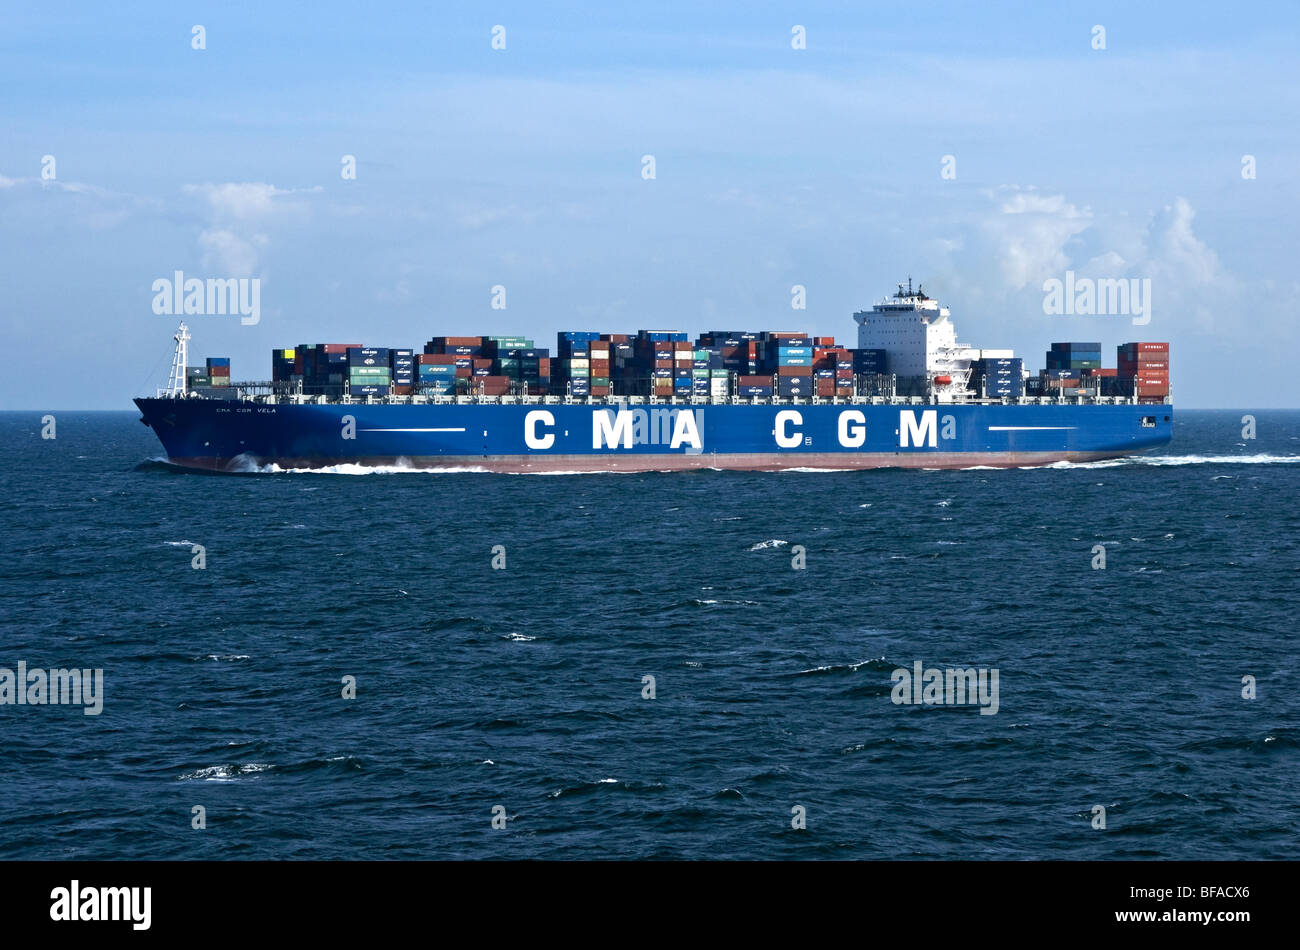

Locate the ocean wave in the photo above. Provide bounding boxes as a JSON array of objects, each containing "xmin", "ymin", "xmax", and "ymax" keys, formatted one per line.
[
  {"xmin": 749, "ymin": 539, "xmax": 789, "ymax": 550},
  {"xmin": 1048, "ymin": 454, "xmax": 1300, "ymax": 469},
  {"xmin": 547, "ymin": 777, "xmax": 624, "ymax": 799},
  {"xmin": 793, "ymin": 657, "xmax": 890, "ymax": 676},
  {"xmin": 178, "ymin": 763, "xmax": 272, "ymax": 782}
]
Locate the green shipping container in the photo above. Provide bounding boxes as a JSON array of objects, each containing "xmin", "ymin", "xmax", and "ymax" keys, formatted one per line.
[{"xmin": 589, "ymin": 376, "xmax": 611, "ymax": 387}]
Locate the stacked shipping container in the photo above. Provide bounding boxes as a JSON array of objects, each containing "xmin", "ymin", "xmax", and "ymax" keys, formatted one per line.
[
  {"xmin": 970, "ymin": 357, "xmax": 1024, "ymax": 398},
  {"xmin": 206, "ymin": 357, "xmax": 230, "ymax": 387},
  {"xmin": 1112, "ymin": 342, "xmax": 1170, "ymax": 401},
  {"xmin": 255, "ymin": 331, "xmax": 1167, "ymax": 403}
]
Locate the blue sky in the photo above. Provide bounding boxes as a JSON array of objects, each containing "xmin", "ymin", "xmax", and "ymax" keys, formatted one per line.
[{"xmin": 3, "ymin": 1, "xmax": 1298, "ymax": 408}]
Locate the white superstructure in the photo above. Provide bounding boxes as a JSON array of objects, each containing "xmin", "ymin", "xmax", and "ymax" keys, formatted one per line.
[{"xmin": 853, "ymin": 280, "xmax": 993, "ymax": 397}]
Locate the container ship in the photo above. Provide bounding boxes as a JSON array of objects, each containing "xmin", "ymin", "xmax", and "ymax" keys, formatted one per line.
[{"xmin": 135, "ymin": 281, "xmax": 1172, "ymax": 472}]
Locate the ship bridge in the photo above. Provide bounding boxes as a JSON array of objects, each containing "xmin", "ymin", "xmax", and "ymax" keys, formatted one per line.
[{"xmin": 853, "ymin": 279, "xmax": 981, "ymax": 398}]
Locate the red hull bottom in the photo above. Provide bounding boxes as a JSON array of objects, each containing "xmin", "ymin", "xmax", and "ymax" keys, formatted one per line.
[{"xmin": 164, "ymin": 450, "xmax": 1132, "ymax": 473}]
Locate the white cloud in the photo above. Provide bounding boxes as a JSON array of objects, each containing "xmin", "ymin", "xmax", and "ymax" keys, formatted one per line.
[
  {"xmin": 1148, "ymin": 197, "xmax": 1219, "ymax": 286},
  {"xmin": 183, "ymin": 182, "xmax": 290, "ymax": 221},
  {"xmin": 985, "ymin": 188, "xmax": 1092, "ymax": 290},
  {"xmin": 181, "ymin": 182, "xmax": 315, "ymax": 276},
  {"xmin": 197, "ymin": 228, "xmax": 266, "ymax": 276}
]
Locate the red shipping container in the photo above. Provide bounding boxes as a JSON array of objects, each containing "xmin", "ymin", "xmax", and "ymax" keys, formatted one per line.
[
  {"xmin": 673, "ymin": 341, "xmax": 692, "ymax": 352},
  {"xmin": 1121, "ymin": 360, "xmax": 1168, "ymax": 372},
  {"xmin": 654, "ymin": 358, "xmax": 673, "ymax": 369},
  {"xmin": 737, "ymin": 375, "xmax": 770, "ymax": 386},
  {"xmin": 1089, "ymin": 367, "xmax": 1118, "ymax": 377},
  {"xmin": 455, "ymin": 367, "xmax": 472, "ymax": 378},
  {"xmin": 1136, "ymin": 384, "xmax": 1169, "ymax": 396},
  {"xmin": 816, "ymin": 380, "xmax": 836, "ymax": 397},
  {"xmin": 433, "ymin": 336, "xmax": 481, "ymax": 346},
  {"xmin": 674, "ymin": 359, "xmax": 693, "ymax": 369},
  {"xmin": 836, "ymin": 369, "xmax": 854, "ymax": 380},
  {"xmin": 392, "ymin": 384, "xmax": 413, "ymax": 395},
  {"xmin": 601, "ymin": 333, "xmax": 632, "ymax": 343},
  {"xmin": 322, "ymin": 343, "xmax": 361, "ymax": 354},
  {"xmin": 590, "ymin": 385, "xmax": 611, "ymax": 396},
  {"xmin": 418, "ymin": 353, "xmax": 458, "ymax": 365},
  {"xmin": 590, "ymin": 359, "xmax": 611, "ymax": 374},
  {"xmin": 472, "ymin": 358, "xmax": 493, "ymax": 370},
  {"xmin": 1120, "ymin": 342, "xmax": 1169, "ymax": 354},
  {"xmin": 210, "ymin": 367, "xmax": 231, "ymax": 377},
  {"xmin": 770, "ymin": 331, "xmax": 806, "ymax": 340},
  {"xmin": 777, "ymin": 366, "xmax": 813, "ymax": 377},
  {"xmin": 815, "ymin": 336, "xmax": 836, "ymax": 346}
]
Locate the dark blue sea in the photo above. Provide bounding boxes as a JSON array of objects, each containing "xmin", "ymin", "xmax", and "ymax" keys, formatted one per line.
[{"xmin": 2, "ymin": 409, "xmax": 1297, "ymax": 860}]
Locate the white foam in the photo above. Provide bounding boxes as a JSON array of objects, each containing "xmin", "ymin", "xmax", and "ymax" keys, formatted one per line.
[
  {"xmin": 778, "ymin": 466, "xmax": 856, "ymax": 473},
  {"xmin": 179, "ymin": 763, "xmax": 271, "ymax": 782},
  {"xmin": 749, "ymin": 539, "xmax": 790, "ymax": 550},
  {"xmin": 1048, "ymin": 454, "xmax": 1299, "ymax": 469}
]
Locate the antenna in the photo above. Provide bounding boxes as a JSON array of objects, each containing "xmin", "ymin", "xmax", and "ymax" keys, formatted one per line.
[{"xmin": 165, "ymin": 322, "xmax": 190, "ymax": 397}]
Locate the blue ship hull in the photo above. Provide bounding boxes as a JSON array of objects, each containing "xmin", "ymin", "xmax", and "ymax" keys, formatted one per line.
[{"xmin": 134, "ymin": 398, "xmax": 1172, "ymax": 471}]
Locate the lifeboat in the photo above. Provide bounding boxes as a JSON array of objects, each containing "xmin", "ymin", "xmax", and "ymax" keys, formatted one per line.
[{"xmin": 933, "ymin": 375, "xmax": 952, "ymax": 385}]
